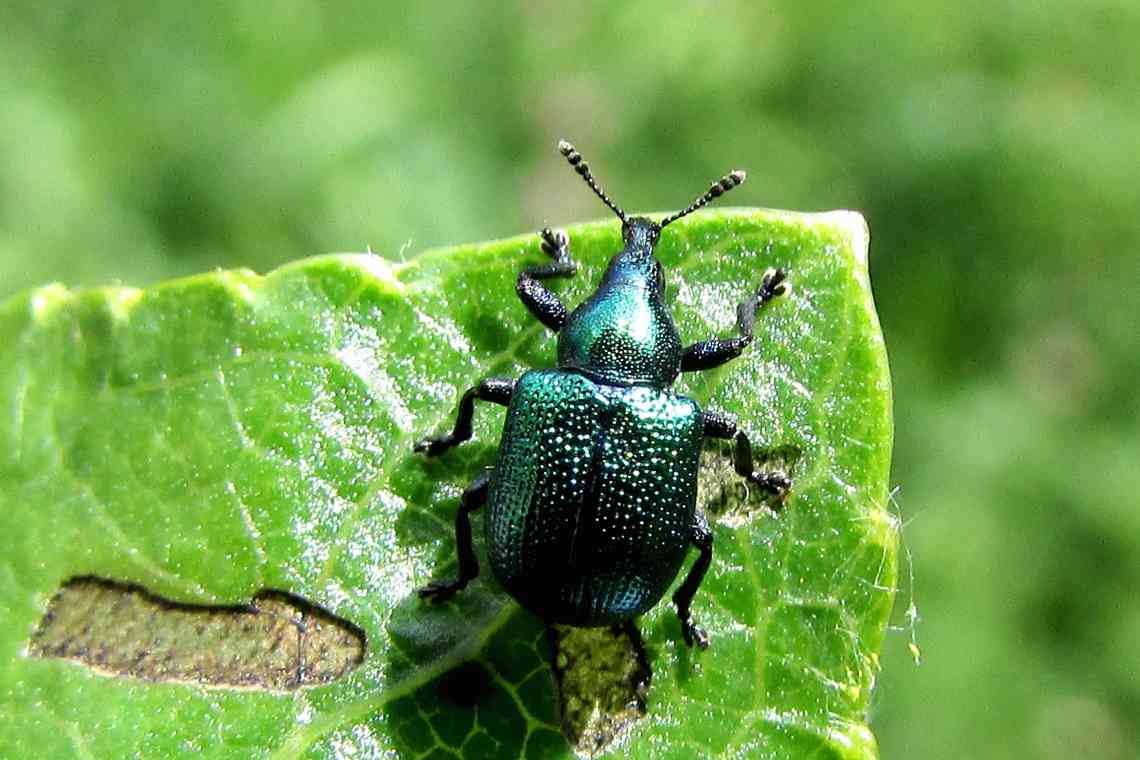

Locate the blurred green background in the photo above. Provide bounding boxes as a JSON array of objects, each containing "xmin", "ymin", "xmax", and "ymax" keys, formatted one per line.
[{"xmin": 3, "ymin": 2, "xmax": 1137, "ymax": 758}]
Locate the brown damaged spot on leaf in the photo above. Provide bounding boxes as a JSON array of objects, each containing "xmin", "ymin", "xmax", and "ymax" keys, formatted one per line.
[
  {"xmin": 27, "ymin": 577, "xmax": 364, "ymax": 691},
  {"xmin": 699, "ymin": 440, "xmax": 801, "ymax": 526},
  {"xmin": 548, "ymin": 624, "xmax": 648, "ymax": 758}
]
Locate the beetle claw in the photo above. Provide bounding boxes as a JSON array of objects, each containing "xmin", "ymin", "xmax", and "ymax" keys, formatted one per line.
[
  {"xmin": 418, "ymin": 580, "xmax": 462, "ymax": 603},
  {"xmin": 758, "ymin": 267, "xmax": 788, "ymax": 302},
  {"xmin": 681, "ymin": 621, "xmax": 710, "ymax": 649},
  {"xmin": 539, "ymin": 227, "xmax": 576, "ymax": 271},
  {"xmin": 749, "ymin": 470, "xmax": 791, "ymax": 498},
  {"xmin": 539, "ymin": 227, "xmax": 569, "ymax": 257},
  {"xmin": 413, "ymin": 437, "xmax": 451, "ymax": 457}
]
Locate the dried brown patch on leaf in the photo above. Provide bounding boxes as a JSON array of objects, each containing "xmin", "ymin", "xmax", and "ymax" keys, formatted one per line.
[
  {"xmin": 27, "ymin": 577, "xmax": 364, "ymax": 691},
  {"xmin": 549, "ymin": 624, "xmax": 649, "ymax": 758}
]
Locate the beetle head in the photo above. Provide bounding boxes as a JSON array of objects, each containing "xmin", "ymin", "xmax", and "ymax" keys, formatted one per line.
[
  {"xmin": 621, "ymin": 216, "xmax": 661, "ymax": 250},
  {"xmin": 554, "ymin": 140, "xmax": 747, "ymax": 387},
  {"xmin": 605, "ymin": 217, "xmax": 664, "ymax": 295}
]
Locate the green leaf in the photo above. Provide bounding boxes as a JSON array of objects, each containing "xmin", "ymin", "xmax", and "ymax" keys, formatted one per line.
[{"xmin": 0, "ymin": 209, "xmax": 895, "ymax": 759}]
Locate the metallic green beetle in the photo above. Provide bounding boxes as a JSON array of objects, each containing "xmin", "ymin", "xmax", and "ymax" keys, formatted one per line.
[{"xmin": 416, "ymin": 140, "xmax": 791, "ymax": 665}]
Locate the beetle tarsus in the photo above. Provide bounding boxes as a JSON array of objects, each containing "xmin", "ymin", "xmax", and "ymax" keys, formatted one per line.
[
  {"xmin": 758, "ymin": 267, "xmax": 788, "ymax": 302},
  {"xmin": 749, "ymin": 469, "xmax": 791, "ymax": 495},
  {"xmin": 736, "ymin": 267, "xmax": 788, "ymax": 337},
  {"xmin": 680, "ymin": 619, "xmax": 710, "ymax": 650},
  {"xmin": 516, "ymin": 229, "xmax": 577, "ymax": 331},
  {"xmin": 413, "ymin": 436, "xmax": 453, "ymax": 457},
  {"xmin": 748, "ymin": 470, "xmax": 791, "ymax": 511},
  {"xmin": 418, "ymin": 579, "xmax": 466, "ymax": 602},
  {"xmin": 540, "ymin": 227, "xmax": 572, "ymax": 261}
]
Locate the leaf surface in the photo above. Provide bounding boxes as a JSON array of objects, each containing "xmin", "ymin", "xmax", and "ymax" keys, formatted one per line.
[{"xmin": 0, "ymin": 209, "xmax": 894, "ymax": 758}]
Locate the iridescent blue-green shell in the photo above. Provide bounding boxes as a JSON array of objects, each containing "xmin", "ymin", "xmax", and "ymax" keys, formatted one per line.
[{"xmin": 486, "ymin": 369, "xmax": 703, "ymax": 626}]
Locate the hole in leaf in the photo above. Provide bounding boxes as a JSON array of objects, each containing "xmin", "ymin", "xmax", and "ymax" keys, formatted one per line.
[
  {"xmin": 549, "ymin": 624, "xmax": 648, "ymax": 758},
  {"xmin": 699, "ymin": 440, "xmax": 801, "ymax": 525},
  {"xmin": 27, "ymin": 576, "xmax": 364, "ymax": 691}
]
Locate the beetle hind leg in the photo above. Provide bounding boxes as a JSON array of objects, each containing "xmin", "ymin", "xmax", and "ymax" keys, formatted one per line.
[
  {"xmin": 619, "ymin": 620, "xmax": 653, "ymax": 705},
  {"xmin": 701, "ymin": 409, "xmax": 792, "ymax": 509},
  {"xmin": 673, "ymin": 513, "xmax": 714, "ymax": 649},
  {"xmin": 419, "ymin": 471, "xmax": 490, "ymax": 602}
]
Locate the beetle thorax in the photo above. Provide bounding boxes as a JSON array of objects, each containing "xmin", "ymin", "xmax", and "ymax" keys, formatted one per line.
[{"xmin": 557, "ymin": 218, "xmax": 682, "ymax": 387}]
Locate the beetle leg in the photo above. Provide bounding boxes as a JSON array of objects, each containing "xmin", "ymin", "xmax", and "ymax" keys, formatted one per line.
[
  {"xmin": 672, "ymin": 512, "xmax": 713, "ymax": 649},
  {"xmin": 680, "ymin": 268, "xmax": 787, "ymax": 373},
  {"xmin": 419, "ymin": 470, "xmax": 490, "ymax": 602},
  {"xmin": 701, "ymin": 409, "xmax": 791, "ymax": 506},
  {"xmin": 620, "ymin": 619, "xmax": 653, "ymax": 705},
  {"xmin": 679, "ymin": 335, "xmax": 752, "ymax": 373},
  {"xmin": 414, "ymin": 376, "xmax": 515, "ymax": 456},
  {"xmin": 516, "ymin": 228, "xmax": 577, "ymax": 332}
]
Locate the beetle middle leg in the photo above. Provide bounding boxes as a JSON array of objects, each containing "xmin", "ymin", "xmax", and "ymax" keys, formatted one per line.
[
  {"xmin": 680, "ymin": 268, "xmax": 787, "ymax": 372},
  {"xmin": 673, "ymin": 512, "xmax": 714, "ymax": 649},
  {"xmin": 419, "ymin": 470, "xmax": 490, "ymax": 602},
  {"xmin": 516, "ymin": 227, "xmax": 578, "ymax": 332},
  {"xmin": 701, "ymin": 409, "xmax": 792, "ymax": 503},
  {"xmin": 414, "ymin": 376, "xmax": 515, "ymax": 456}
]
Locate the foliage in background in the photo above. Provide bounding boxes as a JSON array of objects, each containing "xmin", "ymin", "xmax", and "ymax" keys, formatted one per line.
[{"xmin": 2, "ymin": 1, "xmax": 1138, "ymax": 757}]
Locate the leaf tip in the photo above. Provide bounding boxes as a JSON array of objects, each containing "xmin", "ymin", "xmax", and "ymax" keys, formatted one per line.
[{"xmin": 818, "ymin": 210, "xmax": 870, "ymax": 269}]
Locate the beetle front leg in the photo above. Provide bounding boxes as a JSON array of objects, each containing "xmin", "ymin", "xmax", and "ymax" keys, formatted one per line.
[
  {"xmin": 680, "ymin": 268, "xmax": 787, "ymax": 373},
  {"xmin": 414, "ymin": 376, "xmax": 515, "ymax": 456},
  {"xmin": 516, "ymin": 227, "xmax": 578, "ymax": 332},
  {"xmin": 419, "ymin": 470, "xmax": 490, "ymax": 602},
  {"xmin": 673, "ymin": 512, "xmax": 714, "ymax": 649},
  {"xmin": 701, "ymin": 409, "xmax": 792, "ymax": 503}
]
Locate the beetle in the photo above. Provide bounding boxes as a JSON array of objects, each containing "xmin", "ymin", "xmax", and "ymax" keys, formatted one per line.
[{"xmin": 415, "ymin": 140, "xmax": 791, "ymax": 678}]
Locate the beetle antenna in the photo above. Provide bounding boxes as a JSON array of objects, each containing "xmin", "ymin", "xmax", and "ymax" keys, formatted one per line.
[
  {"xmin": 558, "ymin": 140, "xmax": 627, "ymax": 223},
  {"xmin": 660, "ymin": 169, "xmax": 747, "ymax": 228}
]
